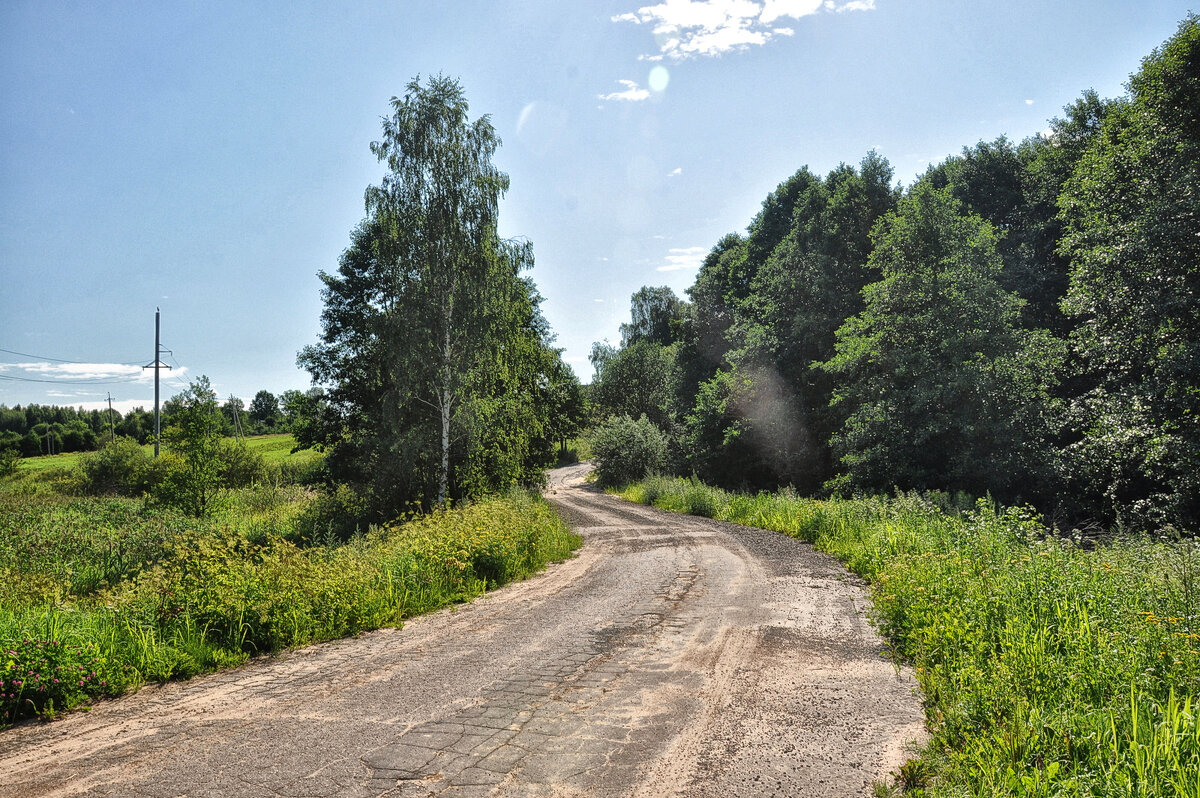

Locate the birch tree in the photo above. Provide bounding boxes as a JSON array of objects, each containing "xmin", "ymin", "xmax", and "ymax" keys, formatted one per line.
[{"xmin": 300, "ymin": 76, "xmax": 554, "ymax": 517}]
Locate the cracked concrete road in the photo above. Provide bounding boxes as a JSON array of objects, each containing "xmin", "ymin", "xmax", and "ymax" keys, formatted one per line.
[{"xmin": 0, "ymin": 464, "xmax": 926, "ymax": 797}]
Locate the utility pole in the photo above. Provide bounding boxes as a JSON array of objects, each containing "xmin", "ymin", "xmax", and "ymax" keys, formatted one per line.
[
  {"xmin": 228, "ymin": 394, "xmax": 244, "ymax": 439},
  {"xmin": 143, "ymin": 308, "xmax": 171, "ymax": 458},
  {"xmin": 106, "ymin": 393, "xmax": 116, "ymax": 444}
]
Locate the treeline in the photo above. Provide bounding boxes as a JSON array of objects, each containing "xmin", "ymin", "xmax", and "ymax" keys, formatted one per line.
[
  {"xmin": 0, "ymin": 388, "xmax": 319, "ymax": 457},
  {"xmin": 589, "ymin": 16, "xmax": 1199, "ymax": 534}
]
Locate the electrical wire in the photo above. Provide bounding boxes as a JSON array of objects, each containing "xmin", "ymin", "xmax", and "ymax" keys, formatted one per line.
[
  {"xmin": 0, "ymin": 373, "xmax": 143, "ymax": 385},
  {"xmin": 0, "ymin": 347, "xmax": 144, "ymax": 366}
]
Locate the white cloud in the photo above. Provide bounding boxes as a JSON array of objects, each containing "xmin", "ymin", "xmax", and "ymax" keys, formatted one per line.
[
  {"xmin": 598, "ymin": 79, "xmax": 651, "ymax": 102},
  {"xmin": 657, "ymin": 246, "xmax": 707, "ymax": 271},
  {"xmin": 0, "ymin": 361, "xmax": 187, "ymax": 385},
  {"xmin": 760, "ymin": 0, "xmax": 821, "ymax": 24},
  {"xmin": 668, "ymin": 167, "xmax": 683, "ymax": 177},
  {"xmin": 828, "ymin": 0, "xmax": 874, "ymax": 11},
  {"xmin": 1025, "ymin": 99, "xmax": 1035, "ymax": 105},
  {"xmin": 614, "ymin": 0, "xmax": 872, "ymax": 60}
]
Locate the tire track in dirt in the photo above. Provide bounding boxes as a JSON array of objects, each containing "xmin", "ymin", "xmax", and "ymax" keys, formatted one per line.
[{"xmin": 0, "ymin": 464, "xmax": 925, "ymax": 797}]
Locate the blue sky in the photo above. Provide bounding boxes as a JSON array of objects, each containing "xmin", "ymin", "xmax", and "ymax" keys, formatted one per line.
[{"xmin": 1, "ymin": 0, "xmax": 1194, "ymax": 411}]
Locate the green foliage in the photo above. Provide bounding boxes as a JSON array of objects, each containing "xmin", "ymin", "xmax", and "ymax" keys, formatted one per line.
[
  {"xmin": 153, "ymin": 376, "xmax": 227, "ymax": 516},
  {"xmin": 1058, "ymin": 15, "xmax": 1200, "ymax": 533},
  {"xmin": 683, "ymin": 367, "xmax": 786, "ymax": 488},
  {"xmin": 0, "ymin": 638, "xmax": 132, "ymax": 723},
  {"xmin": 624, "ymin": 476, "xmax": 1200, "ymax": 796},
  {"xmin": 248, "ymin": 390, "xmax": 282, "ymax": 431},
  {"xmin": 821, "ymin": 183, "xmax": 1063, "ymax": 502},
  {"xmin": 620, "ymin": 285, "xmax": 686, "ymax": 347},
  {"xmin": 299, "ymin": 76, "xmax": 563, "ymax": 516},
  {"xmin": 74, "ymin": 437, "xmax": 153, "ymax": 496},
  {"xmin": 0, "ymin": 479, "xmax": 579, "ymax": 726},
  {"xmin": 588, "ymin": 338, "xmax": 680, "ymax": 432},
  {"xmin": 0, "ymin": 449, "xmax": 17, "ymax": 479},
  {"xmin": 589, "ymin": 414, "xmax": 667, "ymax": 488},
  {"xmin": 596, "ymin": 20, "xmax": 1199, "ymax": 535}
]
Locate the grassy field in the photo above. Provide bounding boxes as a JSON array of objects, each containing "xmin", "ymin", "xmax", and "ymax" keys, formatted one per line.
[
  {"xmin": 623, "ymin": 476, "xmax": 1200, "ymax": 798},
  {"xmin": 0, "ymin": 437, "xmax": 580, "ymax": 726},
  {"xmin": 13, "ymin": 433, "xmax": 314, "ymax": 474}
]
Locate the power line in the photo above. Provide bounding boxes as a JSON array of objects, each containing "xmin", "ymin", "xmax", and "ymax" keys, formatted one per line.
[
  {"xmin": 0, "ymin": 346, "xmax": 143, "ymax": 366},
  {"xmin": 0, "ymin": 373, "xmax": 143, "ymax": 385}
]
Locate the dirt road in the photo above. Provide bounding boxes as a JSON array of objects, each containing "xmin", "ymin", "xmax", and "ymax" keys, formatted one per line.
[{"xmin": 0, "ymin": 465, "xmax": 925, "ymax": 797}]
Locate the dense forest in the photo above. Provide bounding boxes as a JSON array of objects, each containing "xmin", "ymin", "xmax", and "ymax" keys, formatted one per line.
[{"xmin": 589, "ymin": 16, "xmax": 1199, "ymax": 535}]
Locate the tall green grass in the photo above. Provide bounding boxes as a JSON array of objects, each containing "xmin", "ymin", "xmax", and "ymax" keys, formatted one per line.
[
  {"xmin": 624, "ymin": 476, "xmax": 1200, "ymax": 797},
  {"xmin": 0, "ymin": 485, "xmax": 579, "ymax": 726}
]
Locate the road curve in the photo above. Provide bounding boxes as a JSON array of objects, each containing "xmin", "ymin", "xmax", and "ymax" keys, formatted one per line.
[{"xmin": 0, "ymin": 465, "xmax": 925, "ymax": 797}]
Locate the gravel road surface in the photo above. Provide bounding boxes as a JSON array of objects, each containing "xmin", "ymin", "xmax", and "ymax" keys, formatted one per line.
[{"xmin": 0, "ymin": 464, "xmax": 925, "ymax": 797}]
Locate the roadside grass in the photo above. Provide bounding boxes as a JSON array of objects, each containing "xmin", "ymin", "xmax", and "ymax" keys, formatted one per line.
[
  {"xmin": 0, "ymin": 447, "xmax": 580, "ymax": 727},
  {"xmin": 623, "ymin": 476, "xmax": 1200, "ymax": 798}
]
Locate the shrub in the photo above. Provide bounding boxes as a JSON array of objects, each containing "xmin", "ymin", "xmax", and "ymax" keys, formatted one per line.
[
  {"xmin": 0, "ymin": 449, "xmax": 18, "ymax": 479},
  {"xmin": 214, "ymin": 438, "xmax": 266, "ymax": 488},
  {"xmin": 74, "ymin": 437, "xmax": 152, "ymax": 496},
  {"xmin": 589, "ymin": 414, "xmax": 668, "ymax": 488},
  {"xmin": 293, "ymin": 483, "xmax": 370, "ymax": 544}
]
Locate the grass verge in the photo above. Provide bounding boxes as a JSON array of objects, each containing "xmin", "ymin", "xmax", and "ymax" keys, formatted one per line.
[
  {"xmin": 0, "ymin": 486, "xmax": 579, "ymax": 727},
  {"xmin": 622, "ymin": 475, "xmax": 1200, "ymax": 797}
]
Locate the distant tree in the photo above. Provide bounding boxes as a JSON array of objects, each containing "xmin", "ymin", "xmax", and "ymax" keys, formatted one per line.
[
  {"xmin": 731, "ymin": 152, "xmax": 899, "ymax": 490},
  {"xmin": 116, "ymin": 408, "xmax": 153, "ymax": 443},
  {"xmin": 540, "ymin": 358, "xmax": 589, "ymax": 456},
  {"xmin": 620, "ymin": 286, "xmax": 685, "ymax": 347},
  {"xmin": 588, "ymin": 339, "xmax": 679, "ymax": 432},
  {"xmin": 683, "ymin": 367, "xmax": 784, "ymax": 488},
  {"xmin": 1058, "ymin": 15, "xmax": 1200, "ymax": 531},
  {"xmin": 1014, "ymin": 90, "xmax": 1113, "ymax": 335},
  {"xmin": 685, "ymin": 233, "xmax": 750, "ymax": 375},
  {"xmin": 156, "ymin": 376, "xmax": 227, "ymax": 517},
  {"xmin": 248, "ymin": 390, "xmax": 282, "ymax": 431}
]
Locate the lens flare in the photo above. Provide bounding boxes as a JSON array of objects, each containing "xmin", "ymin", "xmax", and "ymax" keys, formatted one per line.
[{"xmin": 648, "ymin": 66, "xmax": 670, "ymax": 93}]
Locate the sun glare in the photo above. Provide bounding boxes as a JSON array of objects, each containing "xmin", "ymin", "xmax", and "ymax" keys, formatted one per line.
[{"xmin": 648, "ymin": 65, "xmax": 670, "ymax": 92}]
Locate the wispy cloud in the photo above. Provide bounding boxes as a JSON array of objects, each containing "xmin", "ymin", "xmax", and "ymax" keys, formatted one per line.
[
  {"xmin": 598, "ymin": 79, "xmax": 652, "ymax": 102},
  {"xmin": 614, "ymin": 0, "xmax": 872, "ymax": 61},
  {"xmin": 0, "ymin": 361, "xmax": 187, "ymax": 385},
  {"xmin": 668, "ymin": 167, "xmax": 683, "ymax": 177},
  {"xmin": 657, "ymin": 246, "xmax": 707, "ymax": 271}
]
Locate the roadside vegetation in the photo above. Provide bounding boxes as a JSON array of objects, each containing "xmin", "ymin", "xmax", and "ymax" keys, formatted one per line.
[
  {"xmin": 0, "ymin": 400, "xmax": 579, "ymax": 727},
  {"xmin": 621, "ymin": 475, "xmax": 1199, "ymax": 796}
]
